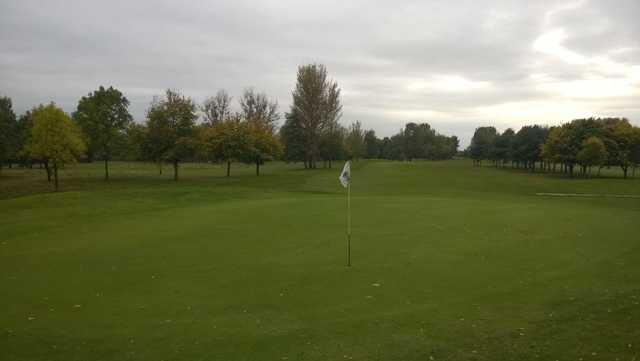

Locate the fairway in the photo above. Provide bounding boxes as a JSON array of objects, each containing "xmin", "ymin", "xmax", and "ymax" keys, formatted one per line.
[{"xmin": 2, "ymin": 160, "xmax": 640, "ymax": 360}]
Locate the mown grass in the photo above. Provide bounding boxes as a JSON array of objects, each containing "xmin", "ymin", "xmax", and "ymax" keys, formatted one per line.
[{"xmin": 1, "ymin": 159, "xmax": 639, "ymax": 360}]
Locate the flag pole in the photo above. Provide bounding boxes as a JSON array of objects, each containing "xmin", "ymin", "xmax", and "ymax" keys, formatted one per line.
[{"xmin": 347, "ymin": 181, "xmax": 351, "ymax": 267}]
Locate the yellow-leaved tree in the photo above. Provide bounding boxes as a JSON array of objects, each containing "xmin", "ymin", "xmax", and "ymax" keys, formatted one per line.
[{"xmin": 25, "ymin": 103, "xmax": 86, "ymax": 191}]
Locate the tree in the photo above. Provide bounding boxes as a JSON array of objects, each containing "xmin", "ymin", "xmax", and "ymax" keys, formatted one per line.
[
  {"xmin": 239, "ymin": 88, "xmax": 279, "ymax": 132},
  {"xmin": 0, "ymin": 96, "xmax": 19, "ymax": 171},
  {"xmin": 492, "ymin": 128, "xmax": 515, "ymax": 166},
  {"xmin": 280, "ymin": 112, "xmax": 306, "ymax": 163},
  {"xmin": 145, "ymin": 89, "xmax": 198, "ymax": 181},
  {"xmin": 25, "ymin": 103, "xmax": 86, "ymax": 191},
  {"xmin": 112, "ymin": 122, "xmax": 147, "ymax": 161},
  {"xmin": 630, "ymin": 128, "xmax": 640, "ymax": 177},
  {"xmin": 200, "ymin": 117, "xmax": 252, "ymax": 176},
  {"xmin": 345, "ymin": 121, "xmax": 365, "ymax": 161},
  {"xmin": 540, "ymin": 127, "xmax": 560, "ymax": 171},
  {"xmin": 513, "ymin": 125, "xmax": 548, "ymax": 171},
  {"xmin": 201, "ymin": 90, "xmax": 232, "ymax": 126},
  {"xmin": 577, "ymin": 136, "xmax": 607, "ymax": 176},
  {"xmin": 248, "ymin": 123, "xmax": 283, "ymax": 176},
  {"xmin": 383, "ymin": 133, "xmax": 407, "ymax": 160},
  {"xmin": 319, "ymin": 122, "xmax": 345, "ymax": 167},
  {"xmin": 73, "ymin": 86, "xmax": 132, "ymax": 180},
  {"xmin": 610, "ymin": 120, "xmax": 636, "ymax": 178},
  {"xmin": 364, "ymin": 130, "xmax": 382, "ymax": 159},
  {"xmin": 469, "ymin": 127, "xmax": 497, "ymax": 165},
  {"xmin": 15, "ymin": 110, "xmax": 36, "ymax": 167},
  {"xmin": 289, "ymin": 64, "xmax": 342, "ymax": 169}
]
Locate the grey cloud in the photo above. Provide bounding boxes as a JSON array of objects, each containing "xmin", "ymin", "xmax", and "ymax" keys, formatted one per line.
[{"xmin": 1, "ymin": 0, "xmax": 638, "ymax": 147}]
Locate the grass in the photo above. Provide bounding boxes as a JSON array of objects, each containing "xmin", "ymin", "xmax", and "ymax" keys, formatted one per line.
[{"xmin": 1, "ymin": 159, "xmax": 640, "ymax": 360}]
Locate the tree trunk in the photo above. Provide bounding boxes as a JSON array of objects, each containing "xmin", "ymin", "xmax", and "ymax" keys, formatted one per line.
[
  {"xmin": 622, "ymin": 165, "xmax": 628, "ymax": 179},
  {"xmin": 104, "ymin": 158, "xmax": 109, "ymax": 180},
  {"xmin": 173, "ymin": 160, "xmax": 179, "ymax": 181},
  {"xmin": 158, "ymin": 161, "xmax": 163, "ymax": 175},
  {"xmin": 53, "ymin": 162, "xmax": 59, "ymax": 191},
  {"xmin": 329, "ymin": 159, "xmax": 332, "ymax": 168},
  {"xmin": 227, "ymin": 160, "xmax": 231, "ymax": 177},
  {"xmin": 44, "ymin": 161, "xmax": 51, "ymax": 182},
  {"xmin": 256, "ymin": 159, "xmax": 260, "ymax": 176}
]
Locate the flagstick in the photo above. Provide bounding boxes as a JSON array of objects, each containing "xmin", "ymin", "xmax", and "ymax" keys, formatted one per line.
[{"xmin": 347, "ymin": 181, "xmax": 351, "ymax": 267}]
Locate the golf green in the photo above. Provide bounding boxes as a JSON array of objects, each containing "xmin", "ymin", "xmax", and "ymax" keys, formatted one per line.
[{"xmin": 1, "ymin": 160, "xmax": 639, "ymax": 360}]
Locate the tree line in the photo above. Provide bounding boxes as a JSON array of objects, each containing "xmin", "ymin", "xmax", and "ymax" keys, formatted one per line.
[
  {"xmin": 361, "ymin": 123, "xmax": 459, "ymax": 161},
  {"xmin": 1, "ymin": 63, "xmax": 461, "ymax": 191},
  {"xmin": 0, "ymin": 86, "xmax": 283, "ymax": 189},
  {"xmin": 468, "ymin": 117, "xmax": 640, "ymax": 178},
  {"xmin": 280, "ymin": 66, "xmax": 458, "ymax": 166}
]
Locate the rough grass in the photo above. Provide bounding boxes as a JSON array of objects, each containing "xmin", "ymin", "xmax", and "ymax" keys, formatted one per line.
[{"xmin": 1, "ymin": 159, "xmax": 639, "ymax": 360}]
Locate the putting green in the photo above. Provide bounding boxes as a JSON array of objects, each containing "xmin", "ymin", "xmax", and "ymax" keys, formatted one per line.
[{"xmin": 1, "ymin": 160, "xmax": 639, "ymax": 360}]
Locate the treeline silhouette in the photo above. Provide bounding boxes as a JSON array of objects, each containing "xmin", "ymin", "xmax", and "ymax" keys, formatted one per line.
[{"xmin": 467, "ymin": 118, "xmax": 640, "ymax": 178}]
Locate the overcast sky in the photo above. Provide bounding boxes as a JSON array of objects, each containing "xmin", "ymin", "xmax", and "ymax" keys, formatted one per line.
[{"xmin": 1, "ymin": 0, "xmax": 639, "ymax": 146}]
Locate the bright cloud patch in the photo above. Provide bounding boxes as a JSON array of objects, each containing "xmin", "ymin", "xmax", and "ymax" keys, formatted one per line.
[
  {"xmin": 531, "ymin": 26, "xmax": 640, "ymax": 99},
  {"xmin": 407, "ymin": 75, "xmax": 491, "ymax": 92},
  {"xmin": 533, "ymin": 28, "xmax": 587, "ymax": 65},
  {"xmin": 475, "ymin": 100, "xmax": 597, "ymax": 125},
  {"xmin": 536, "ymin": 76, "xmax": 638, "ymax": 98}
]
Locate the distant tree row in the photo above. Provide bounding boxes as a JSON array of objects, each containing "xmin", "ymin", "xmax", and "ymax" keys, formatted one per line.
[
  {"xmin": 1, "ymin": 63, "xmax": 406, "ymax": 191},
  {"xmin": 468, "ymin": 118, "xmax": 640, "ymax": 178},
  {"xmin": 362, "ymin": 123, "xmax": 459, "ymax": 161},
  {"xmin": 279, "ymin": 65, "xmax": 458, "ymax": 166},
  {"xmin": 280, "ymin": 64, "xmax": 457, "ymax": 166},
  {"xmin": 0, "ymin": 86, "xmax": 282, "ymax": 190}
]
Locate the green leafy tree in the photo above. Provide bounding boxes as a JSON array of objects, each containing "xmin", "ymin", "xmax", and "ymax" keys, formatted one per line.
[
  {"xmin": 117, "ymin": 122, "xmax": 148, "ymax": 161},
  {"xmin": 280, "ymin": 112, "xmax": 306, "ymax": 163},
  {"xmin": 345, "ymin": 121, "xmax": 365, "ymax": 161},
  {"xmin": 248, "ymin": 123, "xmax": 283, "ymax": 176},
  {"xmin": 513, "ymin": 125, "xmax": 548, "ymax": 171},
  {"xmin": 145, "ymin": 89, "xmax": 198, "ymax": 181},
  {"xmin": 469, "ymin": 127, "xmax": 497, "ymax": 165},
  {"xmin": 0, "ymin": 96, "xmax": 19, "ymax": 171},
  {"xmin": 289, "ymin": 64, "xmax": 342, "ymax": 169},
  {"xmin": 25, "ymin": 103, "xmax": 86, "ymax": 191},
  {"xmin": 492, "ymin": 128, "xmax": 515, "ymax": 166},
  {"xmin": 577, "ymin": 136, "xmax": 607, "ymax": 176},
  {"xmin": 540, "ymin": 127, "xmax": 560, "ymax": 171},
  {"xmin": 319, "ymin": 122, "xmax": 345, "ymax": 168},
  {"xmin": 610, "ymin": 120, "xmax": 636, "ymax": 178},
  {"xmin": 200, "ymin": 117, "xmax": 252, "ymax": 177},
  {"xmin": 364, "ymin": 130, "xmax": 382, "ymax": 159},
  {"xmin": 382, "ymin": 132, "xmax": 408, "ymax": 160},
  {"xmin": 630, "ymin": 128, "xmax": 640, "ymax": 177},
  {"xmin": 16, "ymin": 110, "xmax": 35, "ymax": 166},
  {"xmin": 73, "ymin": 86, "xmax": 132, "ymax": 179}
]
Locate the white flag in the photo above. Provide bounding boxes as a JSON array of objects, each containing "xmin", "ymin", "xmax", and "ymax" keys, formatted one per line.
[{"xmin": 339, "ymin": 161, "xmax": 351, "ymax": 188}]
